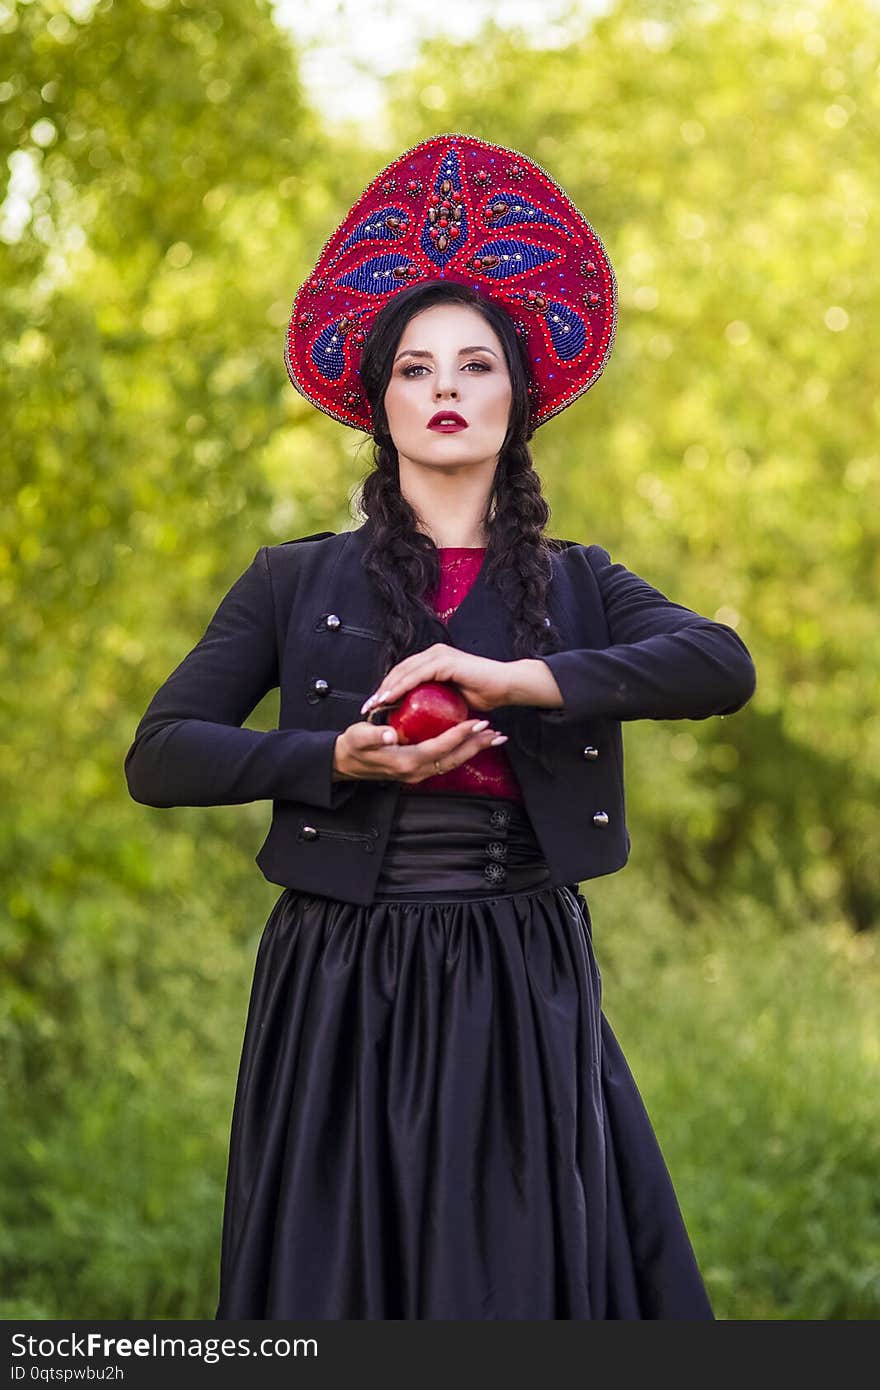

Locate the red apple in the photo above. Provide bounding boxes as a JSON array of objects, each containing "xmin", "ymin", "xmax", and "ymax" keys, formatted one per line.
[{"xmin": 386, "ymin": 681, "xmax": 470, "ymax": 744}]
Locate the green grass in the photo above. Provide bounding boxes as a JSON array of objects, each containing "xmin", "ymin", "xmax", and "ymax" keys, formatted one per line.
[{"xmin": 588, "ymin": 869, "xmax": 880, "ymax": 1320}]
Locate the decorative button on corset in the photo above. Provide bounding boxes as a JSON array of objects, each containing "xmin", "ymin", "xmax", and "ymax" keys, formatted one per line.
[
  {"xmin": 324, "ymin": 613, "xmax": 341, "ymax": 630},
  {"xmin": 582, "ymin": 745, "xmax": 599, "ymax": 760},
  {"xmin": 311, "ymin": 678, "xmax": 330, "ymax": 697},
  {"xmin": 489, "ymin": 808, "xmax": 511, "ymax": 829},
  {"xmin": 592, "ymin": 810, "xmax": 610, "ymax": 827}
]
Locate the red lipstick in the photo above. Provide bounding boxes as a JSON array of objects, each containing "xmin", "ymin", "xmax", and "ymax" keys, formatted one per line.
[{"xmin": 427, "ymin": 411, "xmax": 469, "ymax": 432}]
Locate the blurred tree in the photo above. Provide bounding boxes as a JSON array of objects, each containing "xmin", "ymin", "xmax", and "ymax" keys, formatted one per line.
[
  {"xmin": 378, "ymin": 0, "xmax": 879, "ymax": 932},
  {"xmin": 0, "ymin": 0, "xmax": 367, "ymax": 1319},
  {"xmin": 0, "ymin": 0, "xmax": 348, "ymax": 1008}
]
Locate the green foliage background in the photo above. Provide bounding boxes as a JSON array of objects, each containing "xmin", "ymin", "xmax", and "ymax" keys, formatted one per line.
[{"xmin": 1, "ymin": 0, "xmax": 877, "ymax": 1318}]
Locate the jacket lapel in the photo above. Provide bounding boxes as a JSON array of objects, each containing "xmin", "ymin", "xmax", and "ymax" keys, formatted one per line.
[{"xmin": 342, "ymin": 523, "xmax": 517, "ymax": 659}]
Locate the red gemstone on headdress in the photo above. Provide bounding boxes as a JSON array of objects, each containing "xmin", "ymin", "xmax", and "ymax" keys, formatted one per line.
[{"xmin": 449, "ymin": 225, "xmax": 459, "ymax": 237}]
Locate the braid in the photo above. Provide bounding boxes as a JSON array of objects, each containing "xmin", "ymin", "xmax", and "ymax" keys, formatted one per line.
[
  {"xmin": 358, "ymin": 449, "xmax": 442, "ymax": 675},
  {"xmin": 483, "ymin": 438, "xmax": 563, "ymax": 665}
]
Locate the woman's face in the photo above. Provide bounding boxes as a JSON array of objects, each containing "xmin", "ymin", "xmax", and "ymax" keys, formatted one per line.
[{"xmin": 382, "ymin": 302, "xmax": 513, "ymax": 473}]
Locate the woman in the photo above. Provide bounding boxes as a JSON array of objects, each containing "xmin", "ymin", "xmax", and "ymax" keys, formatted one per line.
[{"xmin": 125, "ymin": 135, "xmax": 756, "ymax": 1319}]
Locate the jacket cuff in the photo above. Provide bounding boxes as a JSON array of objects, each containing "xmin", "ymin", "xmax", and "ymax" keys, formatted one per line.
[
  {"xmin": 534, "ymin": 653, "xmax": 589, "ymax": 725},
  {"xmin": 279, "ymin": 727, "xmax": 362, "ymax": 810}
]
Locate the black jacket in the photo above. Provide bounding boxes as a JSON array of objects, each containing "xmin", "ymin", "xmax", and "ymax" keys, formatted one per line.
[{"xmin": 124, "ymin": 523, "xmax": 757, "ymax": 904}]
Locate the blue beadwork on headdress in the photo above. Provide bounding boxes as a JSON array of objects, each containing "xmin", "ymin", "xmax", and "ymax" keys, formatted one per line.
[
  {"xmin": 545, "ymin": 300, "xmax": 587, "ymax": 359},
  {"xmin": 470, "ymin": 239, "xmax": 556, "ymax": 278},
  {"xmin": 419, "ymin": 146, "xmax": 468, "ymax": 266},
  {"xmin": 420, "ymin": 219, "xmax": 465, "ymax": 266},
  {"xmin": 311, "ymin": 319, "xmax": 349, "ymax": 380},
  {"xmin": 484, "ymin": 192, "xmax": 567, "ymax": 233},
  {"xmin": 335, "ymin": 253, "xmax": 414, "ymax": 294},
  {"xmin": 436, "ymin": 146, "xmax": 463, "ymax": 192},
  {"xmin": 336, "ymin": 206, "xmax": 409, "ymax": 258}
]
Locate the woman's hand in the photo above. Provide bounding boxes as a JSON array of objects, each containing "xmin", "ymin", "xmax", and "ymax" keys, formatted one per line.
[
  {"xmin": 360, "ymin": 644, "xmax": 513, "ymax": 717},
  {"xmin": 333, "ymin": 716, "xmax": 508, "ymax": 786}
]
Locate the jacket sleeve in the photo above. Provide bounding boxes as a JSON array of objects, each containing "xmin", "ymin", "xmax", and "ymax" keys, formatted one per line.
[
  {"xmin": 536, "ymin": 544, "xmax": 757, "ymax": 723},
  {"xmin": 123, "ymin": 546, "xmax": 360, "ymax": 811}
]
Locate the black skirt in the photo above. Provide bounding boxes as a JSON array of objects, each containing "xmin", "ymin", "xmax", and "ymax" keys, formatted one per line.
[{"xmin": 215, "ymin": 793, "xmax": 714, "ymax": 1320}]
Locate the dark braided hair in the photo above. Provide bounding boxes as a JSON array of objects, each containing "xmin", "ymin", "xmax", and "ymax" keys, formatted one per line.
[{"xmin": 354, "ymin": 281, "xmax": 565, "ymax": 675}]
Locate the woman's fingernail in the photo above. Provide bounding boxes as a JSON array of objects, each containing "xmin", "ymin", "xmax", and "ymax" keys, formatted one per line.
[
  {"xmin": 382, "ymin": 728, "xmax": 395, "ymax": 743},
  {"xmin": 472, "ymin": 719, "xmax": 489, "ymax": 732},
  {"xmin": 490, "ymin": 734, "xmax": 508, "ymax": 745}
]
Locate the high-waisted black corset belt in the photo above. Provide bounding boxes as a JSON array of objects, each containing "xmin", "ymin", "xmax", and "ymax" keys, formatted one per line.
[{"xmin": 372, "ymin": 792, "xmax": 553, "ymax": 901}]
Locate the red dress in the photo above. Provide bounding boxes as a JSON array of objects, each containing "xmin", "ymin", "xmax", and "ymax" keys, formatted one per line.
[{"xmin": 400, "ymin": 547, "xmax": 524, "ymax": 804}]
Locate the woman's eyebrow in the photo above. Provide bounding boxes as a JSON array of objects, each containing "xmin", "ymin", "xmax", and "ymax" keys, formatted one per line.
[{"xmin": 393, "ymin": 345, "xmax": 499, "ymax": 362}]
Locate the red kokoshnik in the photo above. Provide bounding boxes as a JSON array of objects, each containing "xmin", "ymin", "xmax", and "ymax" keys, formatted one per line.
[{"xmin": 285, "ymin": 132, "xmax": 618, "ymax": 433}]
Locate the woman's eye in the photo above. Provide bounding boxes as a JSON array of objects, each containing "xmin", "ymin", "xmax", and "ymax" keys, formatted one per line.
[{"xmin": 400, "ymin": 361, "xmax": 489, "ymax": 377}]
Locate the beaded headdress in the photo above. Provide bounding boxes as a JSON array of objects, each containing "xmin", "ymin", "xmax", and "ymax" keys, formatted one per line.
[{"xmin": 285, "ymin": 132, "xmax": 618, "ymax": 433}]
